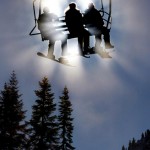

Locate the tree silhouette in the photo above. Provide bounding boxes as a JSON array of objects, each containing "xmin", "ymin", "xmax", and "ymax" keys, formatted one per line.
[
  {"xmin": 0, "ymin": 71, "xmax": 27, "ymax": 149},
  {"xmin": 58, "ymin": 87, "xmax": 75, "ymax": 150},
  {"xmin": 122, "ymin": 145, "xmax": 126, "ymax": 150},
  {"xmin": 28, "ymin": 77, "xmax": 58, "ymax": 150},
  {"xmin": 0, "ymin": 73, "xmax": 76, "ymax": 149},
  {"xmin": 122, "ymin": 129, "xmax": 150, "ymax": 150}
]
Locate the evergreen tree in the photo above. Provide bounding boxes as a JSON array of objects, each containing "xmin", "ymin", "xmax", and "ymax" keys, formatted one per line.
[
  {"xmin": 131, "ymin": 138, "xmax": 136, "ymax": 147},
  {"xmin": 28, "ymin": 77, "xmax": 58, "ymax": 150},
  {"xmin": 128, "ymin": 140, "xmax": 132, "ymax": 150},
  {"xmin": 141, "ymin": 133, "xmax": 145, "ymax": 140},
  {"xmin": 122, "ymin": 129, "xmax": 150, "ymax": 150},
  {"xmin": 122, "ymin": 145, "xmax": 126, "ymax": 150},
  {"xmin": 58, "ymin": 87, "xmax": 75, "ymax": 150},
  {"xmin": 0, "ymin": 71, "xmax": 27, "ymax": 149}
]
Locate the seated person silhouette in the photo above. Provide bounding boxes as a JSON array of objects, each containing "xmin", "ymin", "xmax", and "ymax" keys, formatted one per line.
[
  {"xmin": 84, "ymin": 3, "xmax": 114, "ymax": 50},
  {"xmin": 65, "ymin": 3, "xmax": 91, "ymax": 55},
  {"xmin": 38, "ymin": 7, "xmax": 67, "ymax": 59}
]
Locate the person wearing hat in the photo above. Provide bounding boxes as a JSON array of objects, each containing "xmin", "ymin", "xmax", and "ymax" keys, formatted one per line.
[
  {"xmin": 38, "ymin": 7, "xmax": 67, "ymax": 59},
  {"xmin": 65, "ymin": 3, "xmax": 90, "ymax": 55},
  {"xmin": 84, "ymin": 3, "xmax": 114, "ymax": 50}
]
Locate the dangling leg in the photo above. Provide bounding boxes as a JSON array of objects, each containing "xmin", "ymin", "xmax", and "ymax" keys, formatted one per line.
[
  {"xmin": 61, "ymin": 35, "xmax": 67, "ymax": 56},
  {"xmin": 95, "ymin": 33, "xmax": 103, "ymax": 51},
  {"xmin": 47, "ymin": 41, "xmax": 55, "ymax": 59},
  {"xmin": 83, "ymin": 30, "xmax": 90, "ymax": 54},
  {"xmin": 102, "ymin": 27, "xmax": 114, "ymax": 49},
  {"xmin": 59, "ymin": 36, "xmax": 68, "ymax": 63},
  {"xmin": 78, "ymin": 35, "xmax": 84, "ymax": 56}
]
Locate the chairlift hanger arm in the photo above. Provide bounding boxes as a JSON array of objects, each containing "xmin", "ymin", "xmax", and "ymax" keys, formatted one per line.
[
  {"xmin": 29, "ymin": 0, "xmax": 41, "ymax": 36},
  {"xmin": 98, "ymin": 0, "xmax": 112, "ymax": 30}
]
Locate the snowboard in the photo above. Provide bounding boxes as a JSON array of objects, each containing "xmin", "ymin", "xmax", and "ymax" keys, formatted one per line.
[{"xmin": 37, "ymin": 52, "xmax": 74, "ymax": 67}]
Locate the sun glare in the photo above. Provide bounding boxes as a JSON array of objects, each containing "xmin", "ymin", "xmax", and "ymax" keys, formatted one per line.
[
  {"xmin": 60, "ymin": 38, "xmax": 83, "ymax": 66},
  {"xmin": 77, "ymin": 0, "xmax": 93, "ymax": 10},
  {"xmin": 42, "ymin": 0, "xmax": 64, "ymax": 16}
]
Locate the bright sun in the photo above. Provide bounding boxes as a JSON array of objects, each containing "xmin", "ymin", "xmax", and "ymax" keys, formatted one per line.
[{"xmin": 42, "ymin": 0, "xmax": 65, "ymax": 16}]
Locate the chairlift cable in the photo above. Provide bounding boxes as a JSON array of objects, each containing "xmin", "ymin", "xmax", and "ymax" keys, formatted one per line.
[
  {"xmin": 39, "ymin": 0, "xmax": 42, "ymax": 18},
  {"xmin": 29, "ymin": 0, "xmax": 41, "ymax": 35},
  {"xmin": 100, "ymin": 0, "xmax": 104, "ymax": 17},
  {"xmin": 33, "ymin": 0, "xmax": 37, "ymax": 24},
  {"xmin": 101, "ymin": 0, "xmax": 104, "ymax": 10}
]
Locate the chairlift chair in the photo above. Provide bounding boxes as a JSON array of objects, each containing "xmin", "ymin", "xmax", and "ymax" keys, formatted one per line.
[
  {"xmin": 29, "ymin": 0, "xmax": 113, "ymax": 60},
  {"xmin": 29, "ymin": 0, "xmax": 112, "ymax": 39}
]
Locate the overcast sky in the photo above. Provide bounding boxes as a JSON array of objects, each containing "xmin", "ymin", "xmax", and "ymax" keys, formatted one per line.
[{"xmin": 0, "ymin": 0, "xmax": 150, "ymax": 150}]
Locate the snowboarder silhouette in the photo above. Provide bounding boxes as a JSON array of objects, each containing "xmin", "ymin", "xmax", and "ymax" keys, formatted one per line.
[
  {"xmin": 65, "ymin": 3, "xmax": 91, "ymax": 55},
  {"xmin": 84, "ymin": 3, "xmax": 114, "ymax": 50},
  {"xmin": 38, "ymin": 7, "xmax": 67, "ymax": 59}
]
